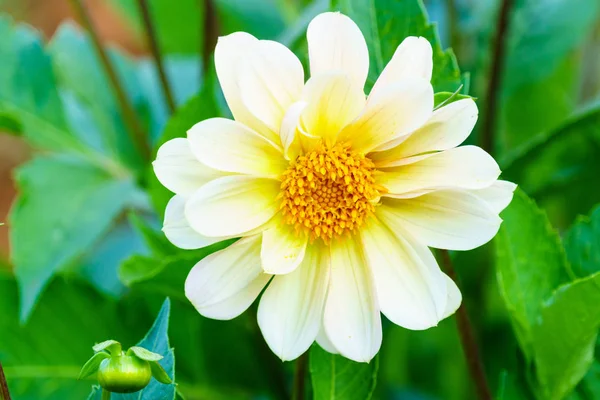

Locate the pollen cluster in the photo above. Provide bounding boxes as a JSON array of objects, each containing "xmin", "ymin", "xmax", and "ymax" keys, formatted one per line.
[{"xmin": 279, "ymin": 142, "xmax": 383, "ymax": 242}]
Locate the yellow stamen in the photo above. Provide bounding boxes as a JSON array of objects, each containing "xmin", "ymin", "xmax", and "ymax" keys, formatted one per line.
[{"xmin": 279, "ymin": 141, "xmax": 381, "ymax": 242}]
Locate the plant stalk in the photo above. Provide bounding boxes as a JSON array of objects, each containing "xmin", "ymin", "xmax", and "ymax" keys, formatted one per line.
[
  {"xmin": 440, "ymin": 250, "xmax": 492, "ymax": 400},
  {"xmin": 480, "ymin": 0, "xmax": 514, "ymax": 156},
  {"xmin": 68, "ymin": 0, "xmax": 150, "ymax": 162},
  {"xmin": 202, "ymin": 0, "xmax": 220, "ymax": 75},
  {"xmin": 292, "ymin": 352, "xmax": 309, "ymax": 400},
  {"xmin": 136, "ymin": 0, "xmax": 176, "ymax": 114},
  {"xmin": 0, "ymin": 362, "xmax": 11, "ymax": 400},
  {"xmin": 101, "ymin": 388, "xmax": 111, "ymax": 400}
]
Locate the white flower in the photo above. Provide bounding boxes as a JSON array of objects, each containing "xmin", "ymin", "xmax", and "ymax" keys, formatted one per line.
[{"xmin": 153, "ymin": 12, "xmax": 516, "ymax": 363}]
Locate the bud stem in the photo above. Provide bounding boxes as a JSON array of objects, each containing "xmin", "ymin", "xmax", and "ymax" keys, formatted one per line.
[
  {"xmin": 101, "ymin": 388, "xmax": 111, "ymax": 400},
  {"xmin": 0, "ymin": 361, "xmax": 11, "ymax": 400}
]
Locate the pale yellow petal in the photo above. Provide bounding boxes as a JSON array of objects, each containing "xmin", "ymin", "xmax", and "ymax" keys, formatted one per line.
[
  {"xmin": 338, "ymin": 79, "xmax": 433, "ymax": 153},
  {"xmin": 185, "ymin": 176, "xmax": 280, "ymax": 237},
  {"xmin": 377, "ymin": 146, "xmax": 501, "ymax": 198},
  {"xmin": 257, "ymin": 245, "xmax": 329, "ymax": 361},
  {"xmin": 188, "ymin": 117, "xmax": 287, "ymax": 178},
  {"xmin": 370, "ymin": 98, "xmax": 478, "ymax": 167},
  {"xmin": 300, "ymin": 73, "xmax": 366, "ymax": 145},
  {"xmin": 307, "ymin": 12, "xmax": 369, "ymax": 90}
]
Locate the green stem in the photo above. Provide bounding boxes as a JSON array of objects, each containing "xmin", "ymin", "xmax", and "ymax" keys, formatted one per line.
[
  {"xmin": 101, "ymin": 388, "xmax": 111, "ymax": 400},
  {"xmin": 292, "ymin": 352, "xmax": 309, "ymax": 400},
  {"xmin": 0, "ymin": 362, "xmax": 11, "ymax": 400},
  {"xmin": 480, "ymin": 0, "xmax": 514, "ymax": 156},
  {"xmin": 439, "ymin": 250, "xmax": 492, "ymax": 400},
  {"xmin": 136, "ymin": 0, "xmax": 176, "ymax": 114},
  {"xmin": 68, "ymin": 0, "xmax": 150, "ymax": 162}
]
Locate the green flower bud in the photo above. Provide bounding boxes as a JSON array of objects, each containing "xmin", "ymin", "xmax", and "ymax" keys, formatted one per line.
[
  {"xmin": 97, "ymin": 355, "xmax": 152, "ymax": 393},
  {"xmin": 79, "ymin": 339, "xmax": 172, "ymax": 394}
]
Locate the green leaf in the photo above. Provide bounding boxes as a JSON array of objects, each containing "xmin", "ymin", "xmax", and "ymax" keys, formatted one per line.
[
  {"xmin": 564, "ymin": 205, "xmax": 600, "ymax": 278},
  {"xmin": 495, "ymin": 189, "xmax": 572, "ymax": 357},
  {"xmin": 501, "ymin": 102, "xmax": 600, "ymax": 227},
  {"xmin": 531, "ymin": 272, "xmax": 600, "ymax": 399},
  {"xmin": 76, "ymin": 219, "xmax": 147, "ymax": 298},
  {"xmin": 48, "ymin": 23, "xmax": 145, "ymax": 172},
  {"xmin": 128, "ymin": 346, "xmax": 164, "ymax": 362},
  {"xmin": 88, "ymin": 299, "xmax": 176, "ymax": 400},
  {"xmin": 9, "ymin": 155, "xmax": 141, "ymax": 321},
  {"xmin": 310, "ymin": 344, "xmax": 379, "ymax": 400},
  {"xmin": 498, "ymin": 0, "xmax": 600, "ymax": 154},
  {"xmin": 119, "ymin": 240, "xmax": 234, "ymax": 300},
  {"xmin": 0, "ymin": 17, "xmax": 89, "ymax": 154},
  {"xmin": 150, "ymin": 361, "xmax": 173, "ymax": 384},
  {"xmin": 0, "ymin": 276, "xmax": 146, "ymax": 400},
  {"xmin": 433, "ymin": 88, "xmax": 472, "ymax": 109},
  {"xmin": 93, "ymin": 340, "xmax": 122, "ymax": 355},
  {"xmin": 215, "ymin": 0, "xmax": 287, "ymax": 39},
  {"xmin": 332, "ymin": 0, "xmax": 462, "ymax": 92},
  {"xmin": 78, "ymin": 352, "xmax": 111, "ymax": 380},
  {"xmin": 128, "ymin": 213, "xmax": 175, "ymax": 257}
]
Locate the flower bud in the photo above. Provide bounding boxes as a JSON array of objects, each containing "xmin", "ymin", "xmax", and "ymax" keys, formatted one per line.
[{"xmin": 97, "ymin": 355, "xmax": 152, "ymax": 393}]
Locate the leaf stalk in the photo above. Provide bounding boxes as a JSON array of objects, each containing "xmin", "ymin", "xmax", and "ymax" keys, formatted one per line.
[
  {"xmin": 136, "ymin": 0, "xmax": 176, "ymax": 114},
  {"xmin": 480, "ymin": 0, "xmax": 514, "ymax": 156}
]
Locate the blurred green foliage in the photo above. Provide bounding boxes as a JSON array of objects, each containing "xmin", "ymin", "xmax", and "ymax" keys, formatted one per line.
[{"xmin": 0, "ymin": 0, "xmax": 599, "ymax": 399}]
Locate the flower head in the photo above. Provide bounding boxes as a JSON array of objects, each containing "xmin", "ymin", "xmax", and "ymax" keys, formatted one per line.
[{"xmin": 153, "ymin": 12, "xmax": 515, "ymax": 363}]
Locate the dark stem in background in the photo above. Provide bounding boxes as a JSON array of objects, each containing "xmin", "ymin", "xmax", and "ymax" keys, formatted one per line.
[
  {"xmin": 446, "ymin": 0, "xmax": 461, "ymax": 55},
  {"xmin": 0, "ymin": 361, "xmax": 12, "ymax": 400},
  {"xmin": 480, "ymin": 0, "xmax": 514, "ymax": 156},
  {"xmin": 292, "ymin": 352, "xmax": 309, "ymax": 400},
  {"xmin": 202, "ymin": 0, "xmax": 220, "ymax": 75},
  {"xmin": 439, "ymin": 250, "xmax": 492, "ymax": 400},
  {"xmin": 137, "ymin": 0, "xmax": 176, "ymax": 114},
  {"xmin": 69, "ymin": 0, "xmax": 150, "ymax": 162}
]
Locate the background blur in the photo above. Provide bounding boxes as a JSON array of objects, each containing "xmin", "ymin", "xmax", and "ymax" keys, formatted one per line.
[{"xmin": 0, "ymin": 0, "xmax": 599, "ymax": 399}]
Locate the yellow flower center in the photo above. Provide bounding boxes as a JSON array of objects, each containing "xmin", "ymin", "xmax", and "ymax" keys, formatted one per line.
[{"xmin": 279, "ymin": 142, "xmax": 383, "ymax": 242}]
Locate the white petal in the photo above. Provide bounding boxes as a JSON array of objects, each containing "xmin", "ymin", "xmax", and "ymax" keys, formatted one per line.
[
  {"xmin": 163, "ymin": 195, "xmax": 227, "ymax": 249},
  {"xmin": 378, "ymin": 146, "xmax": 501, "ymax": 197},
  {"xmin": 185, "ymin": 235, "xmax": 272, "ymax": 320},
  {"xmin": 261, "ymin": 222, "xmax": 308, "ymax": 274},
  {"xmin": 442, "ymin": 274, "xmax": 462, "ymax": 319},
  {"xmin": 369, "ymin": 36, "xmax": 433, "ymax": 101},
  {"xmin": 324, "ymin": 238, "xmax": 382, "ymax": 363},
  {"xmin": 316, "ymin": 326, "xmax": 339, "ymax": 354},
  {"xmin": 301, "ymin": 73, "xmax": 366, "ymax": 145},
  {"xmin": 370, "ymin": 99, "xmax": 479, "ymax": 167},
  {"xmin": 469, "ymin": 180, "xmax": 517, "ymax": 214},
  {"xmin": 185, "ymin": 176, "xmax": 280, "ymax": 237},
  {"xmin": 214, "ymin": 32, "xmax": 278, "ymax": 143},
  {"xmin": 339, "ymin": 79, "xmax": 433, "ymax": 153},
  {"xmin": 258, "ymin": 245, "xmax": 329, "ymax": 361},
  {"xmin": 379, "ymin": 190, "xmax": 502, "ymax": 251},
  {"xmin": 187, "ymin": 117, "xmax": 287, "ymax": 178},
  {"xmin": 239, "ymin": 40, "xmax": 305, "ymax": 133},
  {"xmin": 307, "ymin": 12, "xmax": 369, "ymax": 90},
  {"xmin": 280, "ymin": 101, "xmax": 307, "ymax": 160},
  {"xmin": 152, "ymin": 138, "xmax": 222, "ymax": 196},
  {"xmin": 360, "ymin": 216, "xmax": 447, "ymax": 330}
]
